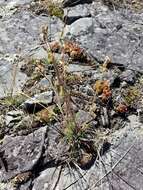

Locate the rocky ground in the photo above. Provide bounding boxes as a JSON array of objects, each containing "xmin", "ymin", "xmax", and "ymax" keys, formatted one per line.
[{"xmin": 0, "ymin": 0, "xmax": 143, "ymax": 189}]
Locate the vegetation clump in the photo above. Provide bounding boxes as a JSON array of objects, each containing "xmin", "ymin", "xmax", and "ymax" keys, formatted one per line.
[
  {"xmin": 16, "ymin": 25, "xmax": 142, "ymax": 169},
  {"xmin": 40, "ymin": 0, "xmax": 64, "ymax": 19},
  {"xmin": 0, "ymin": 94, "xmax": 27, "ymax": 108},
  {"xmin": 120, "ymin": 79, "xmax": 143, "ymax": 115}
]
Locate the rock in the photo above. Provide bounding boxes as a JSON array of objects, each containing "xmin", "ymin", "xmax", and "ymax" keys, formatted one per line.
[
  {"xmin": 76, "ymin": 110, "xmax": 93, "ymax": 126},
  {"xmin": 5, "ymin": 115, "xmax": 15, "ymax": 127},
  {"xmin": 0, "ymin": 115, "xmax": 6, "ymax": 139},
  {"xmin": 119, "ymin": 69, "xmax": 136, "ymax": 84},
  {"xmin": 0, "ymin": 0, "xmax": 33, "ymax": 7},
  {"xmin": 64, "ymin": 4, "xmax": 91, "ymax": 25},
  {"xmin": 0, "ymin": 8, "xmax": 63, "ymax": 56},
  {"xmin": 0, "ymin": 126, "xmax": 47, "ymax": 182},
  {"xmin": 37, "ymin": 77, "xmax": 51, "ymax": 89},
  {"xmin": 0, "ymin": 115, "xmax": 5, "ymax": 127},
  {"xmin": 120, "ymin": 81, "xmax": 128, "ymax": 88},
  {"xmin": 83, "ymin": 70, "xmax": 92, "ymax": 77},
  {"xmin": 0, "ymin": 4, "xmax": 64, "ymax": 97},
  {"xmin": 7, "ymin": 110, "xmax": 24, "ymax": 117},
  {"xmin": 19, "ymin": 180, "xmax": 32, "ymax": 190},
  {"xmin": 64, "ymin": 17, "xmax": 93, "ymax": 37},
  {"xmin": 67, "ymin": 64, "xmax": 93, "ymax": 73},
  {"xmin": 79, "ymin": 85, "xmax": 94, "ymax": 96},
  {"xmin": 5, "ymin": 110, "xmax": 24, "ymax": 127},
  {"xmin": 64, "ymin": 1, "xmax": 143, "ymax": 71},
  {"xmin": 13, "ymin": 115, "xmax": 41, "ymax": 135},
  {"xmin": 22, "ymin": 91, "xmax": 54, "ymax": 113},
  {"xmin": 63, "ymin": 0, "xmax": 93, "ymax": 7},
  {"xmin": 0, "ymin": 0, "xmax": 143, "ymax": 189},
  {"xmin": 29, "ymin": 47, "xmax": 48, "ymax": 60},
  {"xmin": 137, "ymin": 108, "xmax": 143, "ymax": 123},
  {"xmin": 32, "ymin": 166, "xmax": 88, "ymax": 190},
  {"xmin": 43, "ymin": 124, "xmax": 70, "ymax": 165},
  {"xmin": 30, "ymin": 76, "xmax": 52, "ymax": 95},
  {"xmin": 0, "ymin": 58, "xmax": 27, "ymax": 98}
]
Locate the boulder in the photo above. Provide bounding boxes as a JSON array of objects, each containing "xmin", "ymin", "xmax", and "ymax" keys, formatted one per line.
[
  {"xmin": 0, "ymin": 126, "xmax": 47, "ymax": 182},
  {"xmin": 22, "ymin": 91, "xmax": 54, "ymax": 113}
]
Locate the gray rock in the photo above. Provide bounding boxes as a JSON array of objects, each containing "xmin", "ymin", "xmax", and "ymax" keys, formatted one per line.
[
  {"xmin": 0, "ymin": 0, "xmax": 33, "ymax": 7},
  {"xmin": 119, "ymin": 69, "xmax": 136, "ymax": 84},
  {"xmin": 64, "ymin": 4, "xmax": 91, "ymax": 24},
  {"xmin": 64, "ymin": 17, "xmax": 93, "ymax": 36},
  {"xmin": 0, "ymin": 9, "xmax": 63, "ymax": 56},
  {"xmin": 83, "ymin": 70, "xmax": 92, "ymax": 77},
  {"xmin": 91, "ymin": 71, "xmax": 104, "ymax": 81},
  {"xmin": 4, "ymin": 111, "xmax": 40, "ymax": 135},
  {"xmin": 0, "ymin": 58, "xmax": 27, "ymax": 98},
  {"xmin": 7, "ymin": 110, "xmax": 24, "ymax": 117},
  {"xmin": 30, "ymin": 76, "xmax": 51, "ymax": 95},
  {"xmin": 1, "ymin": 1, "xmax": 143, "ymax": 189},
  {"xmin": 43, "ymin": 124, "xmax": 70, "ymax": 165},
  {"xmin": 76, "ymin": 110, "xmax": 93, "ymax": 125},
  {"xmin": 0, "ymin": 4, "xmax": 63, "ymax": 97},
  {"xmin": 22, "ymin": 91, "xmax": 54, "ymax": 113},
  {"xmin": 19, "ymin": 179, "xmax": 32, "ymax": 190},
  {"xmin": 5, "ymin": 115, "xmax": 16, "ymax": 127},
  {"xmin": 37, "ymin": 77, "xmax": 51, "ymax": 88},
  {"xmin": 13, "ymin": 115, "xmax": 37, "ymax": 134},
  {"xmin": 32, "ymin": 166, "xmax": 84, "ymax": 190},
  {"xmin": 5, "ymin": 110, "xmax": 24, "ymax": 127},
  {"xmin": 64, "ymin": 4, "xmax": 91, "ymax": 17},
  {"xmin": 137, "ymin": 108, "xmax": 143, "ymax": 123},
  {"xmin": 67, "ymin": 64, "xmax": 93, "ymax": 73},
  {"xmin": 79, "ymin": 84, "xmax": 94, "ymax": 96},
  {"xmin": 29, "ymin": 47, "xmax": 48, "ymax": 60},
  {"xmin": 0, "ymin": 126, "xmax": 47, "ymax": 182},
  {"xmin": 0, "ymin": 115, "xmax": 5, "ymax": 126},
  {"xmin": 64, "ymin": 1, "xmax": 143, "ymax": 71}
]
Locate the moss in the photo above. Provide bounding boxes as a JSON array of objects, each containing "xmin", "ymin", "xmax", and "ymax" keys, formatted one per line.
[
  {"xmin": 48, "ymin": 4, "xmax": 64, "ymax": 19},
  {"xmin": 41, "ymin": 1, "xmax": 64, "ymax": 19},
  {"xmin": 66, "ymin": 73, "xmax": 82, "ymax": 85},
  {"xmin": 123, "ymin": 86, "xmax": 141, "ymax": 106}
]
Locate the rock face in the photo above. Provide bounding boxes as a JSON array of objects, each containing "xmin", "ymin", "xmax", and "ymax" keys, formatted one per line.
[
  {"xmin": 64, "ymin": 4, "xmax": 92, "ymax": 24},
  {"xmin": 0, "ymin": 0, "xmax": 143, "ymax": 190},
  {"xmin": 0, "ymin": 2, "xmax": 63, "ymax": 97},
  {"xmin": 1, "ymin": 0, "xmax": 143, "ymax": 97},
  {"xmin": 63, "ymin": 0, "xmax": 143, "ymax": 71}
]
